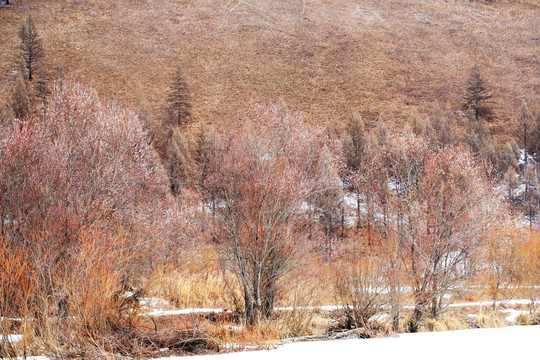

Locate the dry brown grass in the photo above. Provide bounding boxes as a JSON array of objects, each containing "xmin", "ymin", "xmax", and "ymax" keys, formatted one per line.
[
  {"xmin": 148, "ymin": 247, "xmax": 237, "ymax": 309},
  {"xmin": 152, "ymin": 267, "xmax": 237, "ymax": 310},
  {"xmin": 515, "ymin": 311, "xmax": 540, "ymax": 325},
  {"xmin": 419, "ymin": 314, "xmax": 470, "ymax": 332},
  {"xmin": 149, "ymin": 245, "xmax": 338, "ymax": 310},
  {"xmin": 145, "ymin": 250, "xmax": 338, "ymax": 345},
  {"xmin": 0, "ymin": 0, "xmax": 538, "ymax": 137},
  {"xmin": 472, "ymin": 309, "xmax": 510, "ymax": 328},
  {"xmin": 375, "ymin": 306, "xmax": 514, "ymax": 334}
]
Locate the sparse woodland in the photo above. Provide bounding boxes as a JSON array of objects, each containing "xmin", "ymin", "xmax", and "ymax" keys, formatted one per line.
[{"xmin": 0, "ymin": 0, "xmax": 539, "ymax": 358}]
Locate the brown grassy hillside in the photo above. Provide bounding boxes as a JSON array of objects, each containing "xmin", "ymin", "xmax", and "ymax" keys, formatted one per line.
[{"xmin": 0, "ymin": 0, "xmax": 538, "ymax": 132}]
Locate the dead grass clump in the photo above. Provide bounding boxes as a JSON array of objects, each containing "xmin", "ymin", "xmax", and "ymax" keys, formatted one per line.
[
  {"xmin": 377, "ymin": 313, "xmax": 412, "ymax": 335},
  {"xmin": 17, "ymin": 231, "xmax": 152, "ymax": 358},
  {"xmin": 149, "ymin": 255, "xmax": 239, "ymax": 310},
  {"xmin": 471, "ymin": 310, "xmax": 509, "ymax": 328},
  {"xmin": 0, "ymin": 229, "xmax": 203, "ymax": 359},
  {"xmin": 274, "ymin": 309, "xmax": 332, "ymax": 339},
  {"xmin": 0, "ymin": 242, "xmax": 34, "ymax": 359},
  {"xmin": 418, "ymin": 314, "xmax": 469, "ymax": 332},
  {"xmin": 163, "ymin": 271, "xmax": 232, "ymax": 309},
  {"xmin": 277, "ymin": 264, "xmax": 334, "ymax": 308},
  {"xmin": 199, "ymin": 308, "xmax": 333, "ymax": 348},
  {"xmin": 136, "ymin": 328, "xmax": 219, "ymax": 355},
  {"xmin": 515, "ymin": 312, "xmax": 540, "ymax": 325}
]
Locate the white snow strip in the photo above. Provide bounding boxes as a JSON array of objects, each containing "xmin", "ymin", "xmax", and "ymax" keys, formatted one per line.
[
  {"xmin": 142, "ymin": 308, "xmax": 226, "ymax": 316},
  {"xmin": 275, "ymin": 305, "xmax": 345, "ymax": 312},
  {"xmin": 153, "ymin": 326, "xmax": 540, "ymax": 360},
  {"xmin": 142, "ymin": 299, "xmax": 535, "ymax": 317},
  {"xmin": 502, "ymin": 309, "xmax": 530, "ymax": 323},
  {"xmin": 139, "ymin": 297, "xmax": 171, "ymax": 308},
  {"xmin": 0, "ymin": 334, "xmax": 23, "ymax": 342},
  {"xmin": 447, "ymin": 299, "xmax": 533, "ymax": 308},
  {"xmin": 371, "ymin": 313, "xmax": 390, "ymax": 321}
]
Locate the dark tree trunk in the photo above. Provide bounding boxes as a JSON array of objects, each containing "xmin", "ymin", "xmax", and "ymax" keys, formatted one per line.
[{"xmin": 409, "ymin": 301, "xmax": 425, "ymax": 333}]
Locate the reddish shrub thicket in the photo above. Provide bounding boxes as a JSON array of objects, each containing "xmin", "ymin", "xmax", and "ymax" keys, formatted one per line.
[
  {"xmin": 0, "ymin": 81, "xmax": 172, "ymax": 356},
  {"xmin": 381, "ymin": 134, "xmax": 509, "ymax": 331},
  {"xmin": 0, "ymin": 81, "xmax": 168, "ymax": 244}
]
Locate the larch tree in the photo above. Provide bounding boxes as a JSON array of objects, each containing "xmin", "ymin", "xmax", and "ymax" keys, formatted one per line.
[
  {"xmin": 158, "ymin": 65, "xmax": 194, "ymax": 194},
  {"xmin": 343, "ymin": 112, "xmax": 366, "ymax": 172},
  {"xmin": 343, "ymin": 112, "xmax": 366, "ymax": 227},
  {"xmin": 166, "ymin": 65, "xmax": 191, "ymax": 128},
  {"xmin": 17, "ymin": 16, "xmax": 44, "ymax": 81},
  {"xmin": 523, "ymin": 164, "xmax": 539, "ymax": 227},
  {"xmin": 463, "ymin": 67, "xmax": 494, "ymax": 155},
  {"xmin": 464, "ymin": 66, "xmax": 493, "ymax": 123},
  {"xmin": 514, "ymin": 102, "xmax": 535, "ymax": 165}
]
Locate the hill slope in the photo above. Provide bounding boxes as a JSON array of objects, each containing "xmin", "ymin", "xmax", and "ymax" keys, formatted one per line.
[{"xmin": 0, "ymin": 0, "xmax": 538, "ymax": 131}]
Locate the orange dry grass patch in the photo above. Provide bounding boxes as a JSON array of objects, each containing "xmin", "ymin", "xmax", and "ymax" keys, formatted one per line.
[
  {"xmin": 0, "ymin": 243, "xmax": 34, "ymax": 359},
  {"xmin": 0, "ymin": 229, "xmax": 165, "ymax": 358},
  {"xmin": 149, "ymin": 247, "xmax": 239, "ymax": 310}
]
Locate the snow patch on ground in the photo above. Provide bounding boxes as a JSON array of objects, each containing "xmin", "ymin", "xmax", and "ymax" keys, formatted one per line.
[
  {"xmin": 142, "ymin": 299, "xmax": 536, "ymax": 317},
  {"xmin": 0, "ymin": 334, "xmax": 22, "ymax": 342},
  {"xmin": 142, "ymin": 308, "xmax": 228, "ymax": 316},
  {"xmin": 502, "ymin": 309, "xmax": 530, "ymax": 323},
  {"xmin": 518, "ymin": 149, "xmax": 535, "ymax": 166},
  {"xmin": 139, "ymin": 297, "xmax": 171, "ymax": 309},
  {"xmin": 447, "ymin": 299, "xmax": 533, "ymax": 308},
  {"xmin": 153, "ymin": 325, "xmax": 540, "ymax": 360}
]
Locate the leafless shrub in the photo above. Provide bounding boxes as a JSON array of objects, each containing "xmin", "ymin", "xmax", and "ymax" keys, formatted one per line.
[
  {"xmin": 206, "ymin": 103, "xmax": 342, "ymax": 325},
  {"xmin": 335, "ymin": 236, "xmax": 389, "ymax": 333}
]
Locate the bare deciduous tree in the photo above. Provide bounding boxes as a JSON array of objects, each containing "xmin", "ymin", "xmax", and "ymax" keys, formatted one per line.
[
  {"xmin": 483, "ymin": 225, "xmax": 524, "ymax": 311},
  {"xmin": 206, "ymin": 104, "xmax": 342, "ymax": 324},
  {"xmin": 335, "ymin": 236, "xmax": 390, "ymax": 332},
  {"xmin": 384, "ymin": 134, "xmax": 506, "ymax": 331},
  {"xmin": 520, "ymin": 231, "xmax": 540, "ymax": 314}
]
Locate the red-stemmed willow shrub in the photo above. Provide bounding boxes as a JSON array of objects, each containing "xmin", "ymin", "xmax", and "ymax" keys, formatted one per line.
[
  {"xmin": 205, "ymin": 103, "xmax": 343, "ymax": 324},
  {"xmin": 0, "ymin": 81, "xmax": 169, "ymax": 356}
]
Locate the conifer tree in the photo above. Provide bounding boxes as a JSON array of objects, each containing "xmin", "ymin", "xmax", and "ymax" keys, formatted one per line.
[
  {"xmin": 514, "ymin": 102, "xmax": 535, "ymax": 164},
  {"xmin": 18, "ymin": 16, "xmax": 44, "ymax": 81},
  {"xmin": 343, "ymin": 112, "xmax": 365, "ymax": 171},
  {"xmin": 166, "ymin": 65, "xmax": 191, "ymax": 127},
  {"xmin": 464, "ymin": 66, "xmax": 493, "ymax": 123}
]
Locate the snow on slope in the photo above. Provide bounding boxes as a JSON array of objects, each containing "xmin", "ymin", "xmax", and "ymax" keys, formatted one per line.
[{"xmin": 155, "ymin": 325, "xmax": 540, "ymax": 360}]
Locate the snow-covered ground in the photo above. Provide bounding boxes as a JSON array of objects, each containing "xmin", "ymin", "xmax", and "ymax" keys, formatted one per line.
[{"xmin": 156, "ymin": 325, "xmax": 540, "ymax": 360}]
